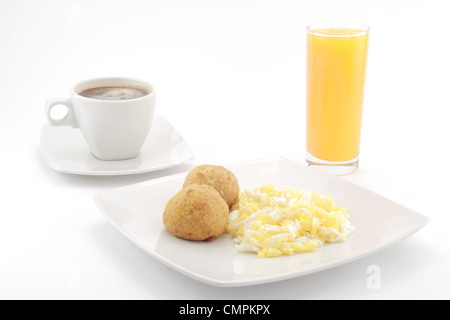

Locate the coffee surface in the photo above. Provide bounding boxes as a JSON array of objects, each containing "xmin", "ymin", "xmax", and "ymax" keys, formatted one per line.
[{"xmin": 80, "ymin": 86, "xmax": 148, "ymax": 100}]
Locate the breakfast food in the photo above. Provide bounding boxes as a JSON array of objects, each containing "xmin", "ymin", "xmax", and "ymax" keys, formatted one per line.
[
  {"xmin": 227, "ymin": 183, "xmax": 355, "ymax": 258},
  {"xmin": 162, "ymin": 164, "xmax": 240, "ymax": 242},
  {"xmin": 163, "ymin": 164, "xmax": 353, "ymax": 256},
  {"xmin": 163, "ymin": 184, "xmax": 229, "ymax": 241},
  {"xmin": 183, "ymin": 165, "xmax": 239, "ymax": 208}
]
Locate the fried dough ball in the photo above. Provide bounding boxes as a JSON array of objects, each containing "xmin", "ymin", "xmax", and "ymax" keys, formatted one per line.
[
  {"xmin": 163, "ymin": 184, "xmax": 229, "ymax": 241},
  {"xmin": 183, "ymin": 165, "xmax": 239, "ymax": 208}
]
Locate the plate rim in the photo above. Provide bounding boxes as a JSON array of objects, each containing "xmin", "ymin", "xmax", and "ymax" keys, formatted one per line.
[{"xmin": 93, "ymin": 155, "xmax": 430, "ymax": 287}]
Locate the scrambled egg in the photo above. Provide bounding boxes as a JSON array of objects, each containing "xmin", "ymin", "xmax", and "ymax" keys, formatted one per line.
[{"xmin": 227, "ymin": 184, "xmax": 355, "ymax": 258}]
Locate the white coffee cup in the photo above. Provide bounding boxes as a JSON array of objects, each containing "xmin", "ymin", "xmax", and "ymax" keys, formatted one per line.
[{"xmin": 45, "ymin": 77, "xmax": 156, "ymax": 161}]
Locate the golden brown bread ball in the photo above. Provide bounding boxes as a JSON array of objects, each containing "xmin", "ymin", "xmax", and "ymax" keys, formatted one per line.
[
  {"xmin": 183, "ymin": 165, "xmax": 239, "ymax": 208},
  {"xmin": 163, "ymin": 184, "xmax": 229, "ymax": 241}
]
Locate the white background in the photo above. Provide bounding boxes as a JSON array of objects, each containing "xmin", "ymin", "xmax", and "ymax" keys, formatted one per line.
[{"xmin": 1, "ymin": 0, "xmax": 449, "ymax": 299}]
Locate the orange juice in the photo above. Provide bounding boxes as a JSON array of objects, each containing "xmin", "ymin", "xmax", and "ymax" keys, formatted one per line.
[{"xmin": 307, "ymin": 27, "xmax": 369, "ymax": 162}]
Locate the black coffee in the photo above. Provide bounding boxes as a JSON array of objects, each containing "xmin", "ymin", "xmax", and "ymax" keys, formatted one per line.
[{"xmin": 79, "ymin": 86, "xmax": 148, "ymax": 100}]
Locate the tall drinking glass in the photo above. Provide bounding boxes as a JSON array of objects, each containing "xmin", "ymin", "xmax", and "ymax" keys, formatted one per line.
[{"xmin": 306, "ymin": 24, "xmax": 369, "ymax": 175}]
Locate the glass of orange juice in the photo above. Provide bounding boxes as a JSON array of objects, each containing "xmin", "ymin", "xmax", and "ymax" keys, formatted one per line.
[{"xmin": 306, "ymin": 24, "xmax": 369, "ymax": 175}]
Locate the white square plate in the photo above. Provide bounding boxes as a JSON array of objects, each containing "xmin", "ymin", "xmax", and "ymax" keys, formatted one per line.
[{"xmin": 94, "ymin": 156, "xmax": 429, "ymax": 287}]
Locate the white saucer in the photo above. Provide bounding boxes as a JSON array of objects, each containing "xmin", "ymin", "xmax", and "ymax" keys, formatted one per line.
[{"xmin": 40, "ymin": 115, "xmax": 194, "ymax": 176}]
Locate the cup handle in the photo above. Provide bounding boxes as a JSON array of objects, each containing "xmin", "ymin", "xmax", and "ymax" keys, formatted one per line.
[{"xmin": 45, "ymin": 98, "xmax": 78, "ymax": 128}]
